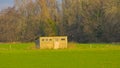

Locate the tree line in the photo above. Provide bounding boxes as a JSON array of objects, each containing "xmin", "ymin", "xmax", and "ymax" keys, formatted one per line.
[{"xmin": 0, "ymin": 0, "xmax": 120, "ymax": 43}]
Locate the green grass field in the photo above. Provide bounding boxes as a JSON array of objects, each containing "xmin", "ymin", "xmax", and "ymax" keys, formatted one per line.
[{"xmin": 0, "ymin": 43, "xmax": 120, "ymax": 68}]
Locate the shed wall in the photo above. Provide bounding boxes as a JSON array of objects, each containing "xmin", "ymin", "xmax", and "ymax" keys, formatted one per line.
[{"xmin": 40, "ymin": 36, "xmax": 67, "ymax": 49}]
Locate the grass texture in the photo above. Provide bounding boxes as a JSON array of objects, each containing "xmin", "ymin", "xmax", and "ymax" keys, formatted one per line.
[{"xmin": 0, "ymin": 43, "xmax": 120, "ymax": 68}]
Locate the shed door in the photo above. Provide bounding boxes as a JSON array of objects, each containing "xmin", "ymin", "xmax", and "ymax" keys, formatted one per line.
[{"xmin": 54, "ymin": 38, "xmax": 59, "ymax": 49}]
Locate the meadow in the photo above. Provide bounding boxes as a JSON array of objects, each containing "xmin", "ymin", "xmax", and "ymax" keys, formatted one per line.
[{"xmin": 0, "ymin": 43, "xmax": 120, "ymax": 68}]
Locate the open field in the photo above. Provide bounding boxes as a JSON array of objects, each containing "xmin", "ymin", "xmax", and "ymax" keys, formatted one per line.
[{"xmin": 0, "ymin": 43, "xmax": 120, "ymax": 68}]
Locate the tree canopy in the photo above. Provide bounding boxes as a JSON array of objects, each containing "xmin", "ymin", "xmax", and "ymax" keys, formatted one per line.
[{"xmin": 0, "ymin": 0, "xmax": 120, "ymax": 42}]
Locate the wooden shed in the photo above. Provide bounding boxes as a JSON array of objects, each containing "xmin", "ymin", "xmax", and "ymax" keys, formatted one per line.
[{"xmin": 40, "ymin": 36, "xmax": 67, "ymax": 49}]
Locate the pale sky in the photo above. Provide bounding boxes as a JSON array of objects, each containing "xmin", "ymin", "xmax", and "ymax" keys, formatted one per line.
[{"xmin": 0, "ymin": 0, "xmax": 14, "ymax": 11}]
